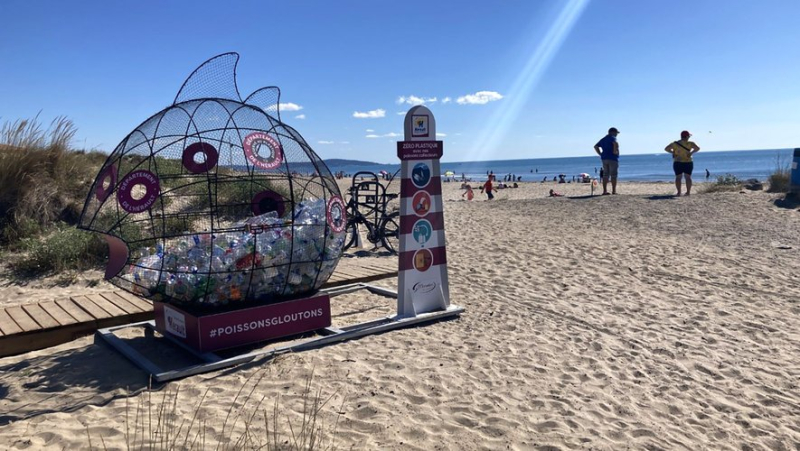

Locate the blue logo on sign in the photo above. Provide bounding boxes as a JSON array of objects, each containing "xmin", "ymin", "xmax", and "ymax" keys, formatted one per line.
[
  {"xmin": 411, "ymin": 163, "xmax": 431, "ymax": 188},
  {"xmin": 412, "ymin": 219, "xmax": 433, "ymax": 246}
]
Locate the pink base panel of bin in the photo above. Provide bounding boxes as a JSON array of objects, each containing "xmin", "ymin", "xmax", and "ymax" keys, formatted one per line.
[{"xmin": 154, "ymin": 294, "xmax": 331, "ymax": 353}]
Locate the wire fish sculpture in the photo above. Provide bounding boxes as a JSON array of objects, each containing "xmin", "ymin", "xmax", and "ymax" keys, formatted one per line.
[{"xmin": 78, "ymin": 53, "xmax": 347, "ymax": 308}]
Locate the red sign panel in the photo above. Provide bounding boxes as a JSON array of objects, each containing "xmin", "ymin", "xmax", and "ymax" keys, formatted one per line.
[
  {"xmin": 397, "ymin": 141, "xmax": 443, "ymax": 160},
  {"xmin": 154, "ymin": 294, "xmax": 331, "ymax": 352}
]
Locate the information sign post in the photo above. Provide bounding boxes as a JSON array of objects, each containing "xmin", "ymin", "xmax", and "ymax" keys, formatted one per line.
[{"xmin": 396, "ymin": 106, "xmax": 451, "ymax": 317}]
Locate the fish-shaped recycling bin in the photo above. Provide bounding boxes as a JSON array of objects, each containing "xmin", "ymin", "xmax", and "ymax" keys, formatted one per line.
[{"xmin": 78, "ymin": 53, "xmax": 347, "ymax": 307}]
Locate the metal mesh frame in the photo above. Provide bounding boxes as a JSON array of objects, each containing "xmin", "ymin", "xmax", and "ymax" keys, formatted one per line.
[{"xmin": 79, "ymin": 53, "xmax": 345, "ymax": 309}]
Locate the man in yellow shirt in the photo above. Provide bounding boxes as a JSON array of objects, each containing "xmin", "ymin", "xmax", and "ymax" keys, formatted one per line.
[{"xmin": 664, "ymin": 130, "xmax": 700, "ymax": 196}]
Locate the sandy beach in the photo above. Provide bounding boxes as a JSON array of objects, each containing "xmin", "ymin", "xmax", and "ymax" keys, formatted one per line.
[{"xmin": 1, "ymin": 180, "xmax": 799, "ymax": 450}]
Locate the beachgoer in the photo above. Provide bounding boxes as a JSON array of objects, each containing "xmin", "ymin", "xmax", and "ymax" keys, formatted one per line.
[
  {"xmin": 705, "ymin": 168, "xmax": 710, "ymax": 179},
  {"xmin": 462, "ymin": 184, "xmax": 474, "ymax": 201},
  {"xmin": 480, "ymin": 175, "xmax": 496, "ymax": 200},
  {"xmin": 549, "ymin": 189, "xmax": 563, "ymax": 197},
  {"xmin": 593, "ymin": 127, "xmax": 620, "ymax": 195},
  {"xmin": 664, "ymin": 130, "xmax": 700, "ymax": 196}
]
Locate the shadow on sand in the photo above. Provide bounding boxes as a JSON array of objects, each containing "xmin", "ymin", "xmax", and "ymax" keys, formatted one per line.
[
  {"xmin": 647, "ymin": 195, "xmax": 678, "ymax": 201},
  {"xmin": 0, "ymin": 339, "xmax": 150, "ymax": 426},
  {"xmin": 773, "ymin": 193, "xmax": 800, "ymax": 210}
]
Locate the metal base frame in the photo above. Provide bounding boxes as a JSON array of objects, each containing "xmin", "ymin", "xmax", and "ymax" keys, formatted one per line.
[{"xmin": 95, "ymin": 283, "xmax": 463, "ymax": 382}]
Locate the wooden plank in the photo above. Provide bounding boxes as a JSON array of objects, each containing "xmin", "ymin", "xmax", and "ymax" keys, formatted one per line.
[
  {"xmin": 22, "ymin": 303, "xmax": 59, "ymax": 329},
  {"xmin": 70, "ymin": 295, "xmax": 112, "ymax": 319},
  {"xmin": 0, "ymin": 309, "xmax": 23, "ymax": 335},
  {"xmin": 39, "ymin": 300, "xmax": 80, "ymax": 326},
  {"xmin": 85, "ymin": 293, "xmax": 127, "ymax": 317},
  {"xmin": 4, "ymin": 306, "xmax": 41, "ymax": 332},
  {"xmin": 113, "ymin": 291, "xmax": 153, "ymax": 312},
  {"xmin": 98, "ymin": 292, "xmax": 142, "ymax": 314},
  {"xmin": 0, "ymin": 322, "xmax": 99, "ymax": 358},
  {"xmin": 56, "ymin": 298, "xmax": 94, "ymax": 323}
]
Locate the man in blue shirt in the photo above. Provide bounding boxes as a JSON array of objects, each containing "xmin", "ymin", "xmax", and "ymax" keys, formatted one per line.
[{"xmin": 593, "ymin": 127, "xmax": 620, "ymax": 195}]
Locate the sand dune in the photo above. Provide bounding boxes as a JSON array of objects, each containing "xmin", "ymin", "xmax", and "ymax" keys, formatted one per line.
[{"xmin": 1, "ymin": 181, "xmax": 799, "ymax": 450}]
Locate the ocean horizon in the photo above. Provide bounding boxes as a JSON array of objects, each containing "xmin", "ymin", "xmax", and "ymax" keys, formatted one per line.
[{"xmin": 325, "ymin": 148, "xmax": 795, "ymax": 183}]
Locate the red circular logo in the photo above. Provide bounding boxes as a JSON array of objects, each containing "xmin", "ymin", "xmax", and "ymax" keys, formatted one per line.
[
  {"xmin": 117, "ymin": 170, "xmax": 160, "ymax": 213},
  {"xmin": 327, "ymin": 196, "xmax": 346, "ymax": 233},
  {"xmin": 182, "ymin": 142, "xmax": 219, "ymax": 173},
  {"xmin": 243, "ymin": 132, "xmax": 283, "ymax": 170},
  {"xmin": 95, "ymin": 164, "xmax": 118, "ymax": 202}
]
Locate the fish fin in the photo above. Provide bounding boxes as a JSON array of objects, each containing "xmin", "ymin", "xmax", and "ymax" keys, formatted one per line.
[
  {"xmin": 244, "ymin": 86, "xmax": 282, "ymax": 121},
  {"xmin": 173, "ymin": 52, "xmax": 241, "ymax": 104}
]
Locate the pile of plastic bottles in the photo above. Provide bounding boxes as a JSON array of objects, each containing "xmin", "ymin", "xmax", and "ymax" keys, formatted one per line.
[{"xmin": 124, "ymin": 199, "xmax": 345, "ymax": 306}]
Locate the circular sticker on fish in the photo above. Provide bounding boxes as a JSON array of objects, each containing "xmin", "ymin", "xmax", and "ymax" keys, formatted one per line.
[
  {"xmin": 95, "ymin": 164, "xmax": 118, "ymax": 202},
  {"xmin": 413, "ymin": 249, "xmax": 433, "ymax": 272},
  {"xmin": 182, "ymin": 142, "xmax": 218, "ymax": 173},
  {"xmin": 411, "ymin": 163, "xmax": 431, "ymax": 188},
  {"xmin": 243, "ymin": 132, "xmax": 283, "ymax": 170},
  {"xmin": 412, "ymin": 219, "xmax": 432, "ymax": 246},
  {"xmin": 327, "ymin": 195, "xmax": 346, "ymax": 233},
  {"xmin": 117, "ymin": 170, "xmax": 160, "ymax": 213},
  {"xmin": 251, "ymin": 190, "xmax": 286, "ymax": 218},
  {"xmin": 412, "ymin": 191, "xmax": 431, "ymax": 217}
]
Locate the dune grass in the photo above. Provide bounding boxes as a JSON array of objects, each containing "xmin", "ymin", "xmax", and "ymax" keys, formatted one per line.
[
  {"xmin": 0, "ymin": 116, "xmax": 107, "ymax": 243},
  {"xmin": 86, "ymin": 369, "xmax": 342, "ymax": 451},
  {"xmin": 767, "ymin": 154, "xmax": 791, "ymax": 193},
  {"xmin": 0, "ymin": 116, "xmax": 110, "ymax": 276}
]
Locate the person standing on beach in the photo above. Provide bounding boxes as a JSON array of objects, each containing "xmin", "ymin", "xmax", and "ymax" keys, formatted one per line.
[
  {"xmin": 480, "ymin": 175, "xmax": 496, "ymax": 200},
  {"xmin": 593, "ymin": 127, "xmax": 620, "ymax": 195},
  {"xmin": 664, "ymin": 131, "xmax": 700, "ymax": 196}
]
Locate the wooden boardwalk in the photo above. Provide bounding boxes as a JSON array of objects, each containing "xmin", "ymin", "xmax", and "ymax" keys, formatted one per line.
[{"xmin": 0, "ymin": 257, "xmax": 397, "ymax": 358}]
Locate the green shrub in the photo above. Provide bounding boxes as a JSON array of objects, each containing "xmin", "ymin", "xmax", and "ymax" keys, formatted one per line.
[
  {"xmin": 703, "ymin": 173, "xmax": 742, "ymax": 193},
  {"xmin": 13, "ymin": 225, "xmax": 107, "ymax": 275}
]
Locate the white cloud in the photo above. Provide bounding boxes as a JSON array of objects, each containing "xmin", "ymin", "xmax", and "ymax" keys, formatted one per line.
[
  {"xmin": 280, "ymin": 102, "xmax": 303, "ymax": 111},
  {"xmin": 353, "ymin": 109, "xmax": 386, "ymax": 118},
  {"xmin": 365, "ymin": 132, "xmax": 402, "ymax": 138},
  {"xmin": 436, "ymin": 133, "xmax": 447, "ymax": 137},
  {"xmin": 340, "ymin": 141, "xmax": 350, "ymax": 144},
  {"xmin": 456, "ymin": 91, "xmax": 503, "ymax": 105},
  {"xmin": 397, "ymin": 95, "xmax": 438, "ymax": 105},
  {"xmin": 442, "ymin": 97, "xmax": 452, "ymax": 104},
  {"xmin": 396, "ymin": 111, "xmax": 406, "ymax": 115},
  {"xmin": 318, "ymin": 140, "xmax": 334, "ymax": 144},
  {"xmin": 366, "ymin": 129, "xmax": 374, "ymax": 132},
  {"xmin": 295, "ymin": 114, "xmax": 306, "ymax": 119}
]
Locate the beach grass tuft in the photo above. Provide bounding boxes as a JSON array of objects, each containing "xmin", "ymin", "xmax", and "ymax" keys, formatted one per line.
[
  {"xmin": 87, "ymin": 369, "xmax": 343, "ymax": 451},
  {"xmin": 767, "ymin": 154, "xmax": 791, "ymax": 193}
]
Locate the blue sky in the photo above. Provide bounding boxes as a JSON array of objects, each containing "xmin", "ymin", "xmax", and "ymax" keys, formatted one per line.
[{"xmin": 1, "ymin": 0, "xmax": 798, "ymax": 163}]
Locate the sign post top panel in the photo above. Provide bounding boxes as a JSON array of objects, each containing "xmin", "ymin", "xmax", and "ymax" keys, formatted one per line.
[{"xmin": 404, "ymin": 106, "xmax": 436, "ymax": 142}]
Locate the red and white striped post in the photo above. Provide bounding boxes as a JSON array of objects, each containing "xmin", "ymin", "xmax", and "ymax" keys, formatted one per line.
[{"xmin": 395, "ymin": 106, "xmax": 451, "ymax": 317}]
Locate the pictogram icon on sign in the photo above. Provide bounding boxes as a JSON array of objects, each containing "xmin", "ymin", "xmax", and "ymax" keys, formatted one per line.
[
  {"xmin": 413, "ymin": 249, "xmax": 434, "ymax": 272},
  {"xmin": 412, "ymin": 219, "xmax": 433, "ymax": 246},
  {"xmin": 411, "ymin": 162, "xmax": 431, "ymax": 188},
  {"xmin": 412, "ymin": 191, "xmax": 431, "ymax": 217}
]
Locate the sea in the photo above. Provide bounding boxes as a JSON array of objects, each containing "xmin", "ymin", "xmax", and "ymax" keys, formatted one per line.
[{"xmin": 326, "ymin": 148, "xmax": 796, "ymax": 183}]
